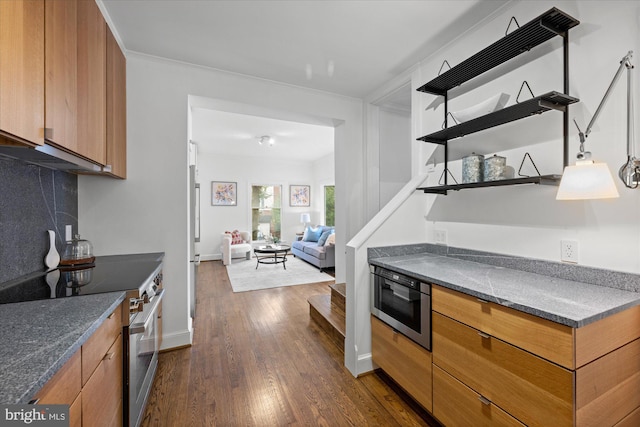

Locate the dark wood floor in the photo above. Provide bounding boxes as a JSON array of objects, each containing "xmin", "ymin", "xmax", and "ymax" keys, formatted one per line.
[{"xmin": 140, "ymin": 260, "xmax": 439, "ymax": 426}]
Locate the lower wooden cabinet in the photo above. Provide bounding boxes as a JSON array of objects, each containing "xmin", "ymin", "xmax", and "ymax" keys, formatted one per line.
[
  {"xmin": 33, "ymin": 303, "xmax": 124, "ymax": 426},
  {"xmin": 433, "ymin": 365, "xmax": 524, "ymax": 427},
  {"xmin": 371, "ymin": 315, "xmax": 432, "ymax": 412}
]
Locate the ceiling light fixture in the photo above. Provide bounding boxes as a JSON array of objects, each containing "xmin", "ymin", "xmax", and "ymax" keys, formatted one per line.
[
  {"xmin": 557, "ymin": 51, "xmax": 637, "ymax": 200},
  {"xmin": 258, "ymin": 135, "xmax": 275, "ymax": 147}
]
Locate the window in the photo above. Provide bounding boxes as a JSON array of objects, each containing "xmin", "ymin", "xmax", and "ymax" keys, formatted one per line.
[
  {"xmin": 324, "ymin": 185, "xmax": 335, "ymax": 227},
  {"xmin": 251, "ymin": 185, "xmax": 281, "ymax": 241}
]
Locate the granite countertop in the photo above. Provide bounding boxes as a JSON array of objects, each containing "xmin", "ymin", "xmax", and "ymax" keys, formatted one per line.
[
  {"xmin": 0, "ymin": 292, "xmax": 126, "ymax": 404},
  {"xmin": 369, "ymin": 252, "xmax": 640, "ymax": 328}
]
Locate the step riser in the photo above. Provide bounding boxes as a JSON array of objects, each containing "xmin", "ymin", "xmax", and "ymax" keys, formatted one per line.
[
  {"xmin": 310, "ymin": 305, "xmax": 345, "ymax": 351},
  {"xmin": 330, "ymin": 289, "xmax": 345, "ymax": 312}
]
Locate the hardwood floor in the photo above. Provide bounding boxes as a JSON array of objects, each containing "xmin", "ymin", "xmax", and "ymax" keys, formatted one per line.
[{"xmin": 140, "ymin": 260, "xmax": 439, "ymax": 426}]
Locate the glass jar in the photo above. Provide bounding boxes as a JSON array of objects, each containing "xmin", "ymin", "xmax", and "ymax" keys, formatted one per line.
[{"xmin": 60, "ymin": 234, "xmax": 95, "ymax": 266}]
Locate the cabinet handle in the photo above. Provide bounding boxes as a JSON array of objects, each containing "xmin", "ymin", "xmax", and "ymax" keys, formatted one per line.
[
  {"xmin": 477, "ymin": 331, "xmax": 490, "ymax": 339},
  {"xmin": 477, "ymin": 297, "xmax": 489, "ymax": 304},
  {"xmin": 103, "ymin": 352, "xmax": 115, "ymax": 361},
  {"xmin": 28, "ymin": 399, "xmax": 40, "ymax": 405},
  {"xmin": 108, "ymin": 312, "xmax": 115, "ymax": 319},
  {"xmin": 478, "ymin": 395, "xmax": 491, "ymax": 406}
]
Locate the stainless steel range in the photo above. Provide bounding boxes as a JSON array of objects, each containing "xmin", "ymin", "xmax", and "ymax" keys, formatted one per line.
[
  {"xmin": 124, "ymin": 265, "xmax": 164, "ymax": 427},
  {"xmin": 0, "ymin": 252, "xmax": 165, "ymax": 427}
]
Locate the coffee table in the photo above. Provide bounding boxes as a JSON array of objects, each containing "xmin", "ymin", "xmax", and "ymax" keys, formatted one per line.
[{"xmin": 254, "ymin": 244, "xmax": 291, "ymax": 270}]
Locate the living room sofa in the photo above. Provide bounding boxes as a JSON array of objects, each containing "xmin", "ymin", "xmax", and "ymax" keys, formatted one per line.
[{"xmin": 291, "ymin": 226, "xmax": 335, "ymax": 272}]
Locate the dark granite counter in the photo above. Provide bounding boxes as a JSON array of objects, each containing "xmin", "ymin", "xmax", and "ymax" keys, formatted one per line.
[
  {"xmin": 0, "ymin": 251, "xmax": 165, "ymax": 404},
  {"xmin": 0, "ymin": 292, "xmax": 126, "ymax": 403},
  {"xmin": 369, "ymin": 245, "xmax": 640, "ymax": 328}
]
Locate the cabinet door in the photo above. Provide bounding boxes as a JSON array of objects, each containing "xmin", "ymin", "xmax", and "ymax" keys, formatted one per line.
[
  {"xmin": 371, "ymin": 315, "xmax": 432, "ymax": 412},
  {"xmin": 45, "ymin": 0, "xmax": 78, "ymax": 150},
  {"xmin": 106, "ymin": 26, "xmax": 126, "ymax": 178},
  {"xmin": 433, "ymin": 312, "xmax": 574, "ymax": 427},
  {"xmin": 0, "ymin": 0, "xmax": 45, "ymax": 145},
  {"xmin": 77, "ymin": 0, "xmax": 106, "ymax": 164},
  {"xmin": 433, "ymin": 366, "xmax": 525, "ymax": 427},
  {"xmin": 82, "ymin": 333, "xmax": 123, "ymax": 427}
]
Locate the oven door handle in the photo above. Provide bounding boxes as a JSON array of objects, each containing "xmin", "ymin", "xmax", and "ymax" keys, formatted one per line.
[{"xmin": 130, "ymin": 288, "xmax": 164, "ymax": 335}]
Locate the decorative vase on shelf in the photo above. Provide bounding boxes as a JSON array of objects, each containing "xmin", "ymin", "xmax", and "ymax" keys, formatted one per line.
[{"xmin": 44, "ymin": 229, "xmax": 60, "ymax": 270}]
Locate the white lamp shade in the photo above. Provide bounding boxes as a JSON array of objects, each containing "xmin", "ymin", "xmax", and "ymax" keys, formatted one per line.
[
  {"xmin": 556, "ymin": 160, "xmax": 620, "ymax": 200},
  {"xmin": 300, "ymin": 213, "xmax": 311, "ymax": 223}
]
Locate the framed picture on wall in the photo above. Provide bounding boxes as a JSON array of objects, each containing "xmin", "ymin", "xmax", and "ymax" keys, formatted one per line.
[
  {"xmin": 290, "ymin": 185, "xmax": 310, "ymax": 207},
  {"xmin": 211, "ymin": 181, "xmax": 237, "ymax": 206}
]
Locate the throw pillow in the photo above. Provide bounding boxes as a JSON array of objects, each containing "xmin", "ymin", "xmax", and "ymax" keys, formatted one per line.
[
  {"xmin": 302, "ymin": 226, "xmax": 323, "ymax": 242},
  {"xmin": 324, "ymin": 233, "xmax": 335, "ymax": 246},
  {"xmin": 317, "ymin": 229, "xmax": 334, "ymax": 246},
  {"xmin": 225, "ymin": 230, "xmax": 244, "ymax": 245}
]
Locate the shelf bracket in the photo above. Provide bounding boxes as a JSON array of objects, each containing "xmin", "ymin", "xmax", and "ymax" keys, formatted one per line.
[
  {"xmin": 505, "ymin": 16, "xmax": 520, "ymax": 36},
  {"xmin": 518, "ymin": 152, "xmax": 542, "ymax": 178},
  {"xmin": 441, "ymin": 113, "xmax": 459, "ymax": 129},
  {"xmin": 516, "ymin": 81, "xmax": 535, "ymax": 103},
  {"xmin": 438, "ymin": 168, "xmax": 459, "ymax": 186},
  {"xmin": 438, "ymin": 60, "xmax": 452, "ymax": 76}
]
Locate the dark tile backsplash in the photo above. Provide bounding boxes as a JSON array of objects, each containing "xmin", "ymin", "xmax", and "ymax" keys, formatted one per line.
[{"xmin": 0, "ymin": 156, "xmax": 78, "ymax": 283}]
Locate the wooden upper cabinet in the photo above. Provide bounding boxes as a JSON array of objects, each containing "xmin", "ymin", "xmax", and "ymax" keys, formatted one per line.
[
  {"xmin": 106, "ymin": 25, "xmax": 127, "ymax": 178},
  {"xmin": 0, "ymin": 0, "xmax": 45, "ymax": 145},
  {"xmin": 45, "ymin": 0, "xmax": 78, "ymax": 151},
  {"xmin": 77, "ymin": 0, "xmax": 106, "ymax": 165}
]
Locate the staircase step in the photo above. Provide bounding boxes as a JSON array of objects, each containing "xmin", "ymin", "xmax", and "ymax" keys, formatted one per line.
[
  {"xmin": 329, "ymin": 282, "xmax": 346, "ymax": 312},
  {"xmin": 308, "ymin": 294, "xmax": 345, "ymax": 351}
]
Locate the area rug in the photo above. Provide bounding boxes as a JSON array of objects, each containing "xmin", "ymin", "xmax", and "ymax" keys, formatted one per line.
[{"xmin": 226, "ymin": 255, "xmax": 334, "ymax": 292}]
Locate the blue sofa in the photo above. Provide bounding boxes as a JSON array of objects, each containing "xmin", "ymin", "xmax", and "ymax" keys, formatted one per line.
[{"xmin": 291, "ymin": 226, "xmax": 335, "ymax": 272}]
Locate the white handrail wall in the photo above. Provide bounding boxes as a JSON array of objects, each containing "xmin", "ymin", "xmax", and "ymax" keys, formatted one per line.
[{"xmin": 345, "ymin": 173, "xmax": 429, "ymax": 376}]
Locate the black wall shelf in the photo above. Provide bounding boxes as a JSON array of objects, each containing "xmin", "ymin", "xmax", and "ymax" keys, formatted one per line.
[
  {"xmin": 417, "ymin": 175, "xmax": 562, "ymax": 195},
  {"xmin": 418, "ymin": 92, "xmax": 578, "ymax": 144},
  {"xmin": 417, "ymin": 8, "xmax": 580, "ymax": 95},
  {"xmin": 415, "ymin": 7, "xmax": 579, "ymax": 195}
]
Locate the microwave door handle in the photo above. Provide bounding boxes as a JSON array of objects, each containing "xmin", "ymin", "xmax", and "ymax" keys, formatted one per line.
[{"xmin": 130, "ymin": 288, "xmax": 165, "ymax": 335}]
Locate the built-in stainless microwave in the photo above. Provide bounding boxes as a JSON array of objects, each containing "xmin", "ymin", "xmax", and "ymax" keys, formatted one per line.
[{"xmin": 370, "ymin": 265, "xmax": 431, "ymax": 350}]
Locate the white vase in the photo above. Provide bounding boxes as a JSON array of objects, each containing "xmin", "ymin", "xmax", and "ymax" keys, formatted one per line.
[{"xmin": 44, "ymin": 229, "xmax": 60, "ymax": 269}]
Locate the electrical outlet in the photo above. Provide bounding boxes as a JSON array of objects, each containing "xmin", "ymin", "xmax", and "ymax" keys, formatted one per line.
[
  {"xmin": 434, "ymin": 229, "xmax": 447, "ymax": 245},
  {"xmin": 65, "ymin": 225, "xmax": 73, "ymax": 242},
  {"xmin": 561, "ymin": 240, "xmax": 579, "ymax": 263}
]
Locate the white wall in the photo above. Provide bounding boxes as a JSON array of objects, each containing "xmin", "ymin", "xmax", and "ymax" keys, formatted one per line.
[
  {"xmin": 312, "ymin": 152, "xmax": 336, "ymax": 226},
  {"xmin": 198, "ymin": 151, "xmax": 325, "ymax": 259},
  {"xmin": 346, "ymin": 0, "xmax": 640, "ymax": 377},
  {"xmin": 79, "ymin": 53, "xmax": 363, "ymax": 350},
  {"xmin": 379, "ymin": 107, "xmax": 411, "ymax": 207},
  {"xmin": 416, "ymin": 0, "xmax": 640, "ymax": 273}
]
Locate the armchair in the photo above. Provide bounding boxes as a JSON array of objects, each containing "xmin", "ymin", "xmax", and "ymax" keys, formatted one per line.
[{"xmin": 221, "ymin": 230, "xmax": 252, "ymax": 265}]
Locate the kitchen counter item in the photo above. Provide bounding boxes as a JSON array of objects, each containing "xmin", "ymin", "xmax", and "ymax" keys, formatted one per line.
[
  {"xmin": 368, "ymin": 247, "xmax": 640, "ymax": 328},
  {"xmin": 461, "ymin": 153, "xmax": 484, "ymax": 183},
  {"xmin": 44, "ymin": 230, "xmax": 60, "ymax": 269},
  {"xmin": 484, "ymin": 154, "xmax": 507, "ymax": 180},
  {"xmin": 60, "ymin": 234, "xmax": 95, "ymax": 266}
]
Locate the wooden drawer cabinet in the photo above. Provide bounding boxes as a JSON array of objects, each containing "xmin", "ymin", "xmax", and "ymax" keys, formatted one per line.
[
  {"xmin": 82, "ymin": 304, "xmax": 122, "ymax": 385},
  {"xmin": 433, "ymin": 365, "xmax": 524, "ymax": 427},
  {"xmin": 432, "ymin": 284, "xmax": 640, "ymax": 426},
  {"xmin": 82, "ymin": 334, "xmax": 123, "ymax": 427},
  {"xmin": 33, "ymin": 305, "xmax": 123, "ymax": 426},
  {"xmin": 371, "ymin": 315, "xmax": 432, "ymax": 412},
  {"xmin": 433, "ymin": 312, "xmax": 573, "ymax": 426},
  {"xmin": 432, "ymin": 285, "xmax": 574, "ymax": 369}
]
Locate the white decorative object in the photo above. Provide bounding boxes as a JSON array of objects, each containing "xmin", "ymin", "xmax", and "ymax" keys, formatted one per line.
[
  {"xmin": 451, "ymin": 93, "xmax": 510, "ymax": 123},
  {"xmin": 44, "ymin": 229, "xmax": 60, "ymax": 269}
]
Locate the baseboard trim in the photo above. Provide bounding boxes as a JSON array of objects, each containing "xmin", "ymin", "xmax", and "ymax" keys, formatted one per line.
[
  {"xmin": 160, "ymin": 328, "xmax": 193, "ymax": 351},
  {"xmin": 200, "ymin": 254, "xmax": 221, "ymax": 262}
]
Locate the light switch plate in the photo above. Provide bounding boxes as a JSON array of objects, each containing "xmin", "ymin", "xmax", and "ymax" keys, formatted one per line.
[{"xmin": 434, "ymin": 229, "xmax": 447, "ymax": 245}]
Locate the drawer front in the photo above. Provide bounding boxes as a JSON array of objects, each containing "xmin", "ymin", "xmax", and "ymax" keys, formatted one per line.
[
  {"xmin": 69, "ymin": 392, "xmax": 81, "ymax": 427},
  {"xmin": 433, "ymin": 365, "xmax": 525, "ymax": 427},
  {"xmin": 82, "ymin": 304, "xmax": 122, "ymax": 385},
  {"xmin": 432, "ymin": 285, "xmax": 574, "ymax": 369},
  {"xmin": 82, "ymin": 333, "xmax": 123, "ymax": 427},
  {"xmin": 615, "ymin": 406, "xmax": 640, "ymax": 427},
  {"xmin": 371, "ymin": 315, "xmax": 432, "ymax": 412},
  {"xmin": 35, "ymin": 349, "xmax": 81, "ymax": 405},
  {"xmin": 433, "ymin": 312, "xmax": 574, "ymax": 427}
]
